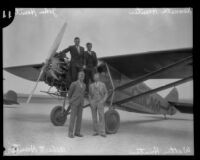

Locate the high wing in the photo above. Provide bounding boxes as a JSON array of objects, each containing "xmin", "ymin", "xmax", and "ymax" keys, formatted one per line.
[
  {"xmin": 4, "ymin": 63, "xmax": 44, "ymax": 81},
  {"xmin": 99, "ymin": 48, "xmax": 192, "ymax": 79},
  {"xmin": 4, "ymin": 48, "xmax": 192, "ymax": 81}
]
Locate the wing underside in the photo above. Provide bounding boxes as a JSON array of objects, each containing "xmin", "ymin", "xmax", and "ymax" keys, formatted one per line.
[
  {"xmin": 4, "ymin": 63, "xmax": 44, "ymax": 81},
  {"xmin": 99, "ymin": 48, "xmax": 192, "ymax": 79}
]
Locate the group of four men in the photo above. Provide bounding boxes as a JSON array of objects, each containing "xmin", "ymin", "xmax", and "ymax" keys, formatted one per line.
[{"xmin": 58, "ymin": 37, "xmax": 108, "ymax": 138}]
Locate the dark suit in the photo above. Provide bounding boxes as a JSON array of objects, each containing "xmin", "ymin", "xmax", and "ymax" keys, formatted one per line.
[
  {"xmin": 68, "ymin": 80, "xmax": 86, "ymax": 136},
  {"xmin": 59, "ymin": 45, "xmax": 85, "ymax": 81},
  {"xmin": 84, "ymin": 51, "xmax": 98, "ymax": 92}
]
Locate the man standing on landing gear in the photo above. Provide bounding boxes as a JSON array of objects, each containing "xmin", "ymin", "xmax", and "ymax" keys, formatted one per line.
[
  {"xmin": 58, "ymin": 37, "xmax": 85, "ymax": 82},
  {"xmin": 84, "ymin": 42, "xmax": 98, "ymax": 94}
]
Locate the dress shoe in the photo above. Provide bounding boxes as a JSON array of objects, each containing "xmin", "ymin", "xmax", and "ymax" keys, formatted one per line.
[
  {"xmin": 75, "ymin": 133, "xmax": 83, "ymax": 137},
  {"xmin": 93, "ymin": 133, "xmax": 99, "ymax": 136},
  {"xmin": 100, "ymin": 134, "xmax": 107, "ymax": 137},
  {"xmin": 68, "ymin": 134, "xmax": 74, "ymax": 138}
]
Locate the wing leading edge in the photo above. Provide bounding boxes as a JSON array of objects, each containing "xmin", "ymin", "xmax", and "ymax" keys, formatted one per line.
[{"xmin": 4, "ymin": 63, "xmax": 44, "ymax": 81}]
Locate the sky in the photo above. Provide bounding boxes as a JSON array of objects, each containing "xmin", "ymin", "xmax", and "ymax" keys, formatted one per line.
[{"xmin": 3, "ymin": 8, "xmax": 193, "ymax": 100}]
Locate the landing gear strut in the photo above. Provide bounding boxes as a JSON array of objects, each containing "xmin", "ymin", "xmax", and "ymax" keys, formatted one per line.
[
  {"xmin": 104, "ymin": 63, "xmax": 120, "ymax": 134},
  {"xmin": 50, "ymin": 92, "xmax": 70, "ymax": 126}
]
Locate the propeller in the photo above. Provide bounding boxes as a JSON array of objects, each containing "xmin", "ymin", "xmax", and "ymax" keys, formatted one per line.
[{"xmin": 26, "ymin": 22, "xmax": 67, "ymax": 103}]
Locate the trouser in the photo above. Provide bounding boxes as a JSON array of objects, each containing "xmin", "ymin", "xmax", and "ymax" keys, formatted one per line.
[
  {"xmin": 84, "ymin": 68, "xmax": 95, "ymax": 92},
  {"xmin": 90, "ymin": 102, "xmax": 105, "ymax": 135},
  {"xmin": 68, "ymin": 101, "xmax": 83, "ymax": 136},
  {"xmin": 70, "ymin": 64, "xmax": 82, "ymax": 82}
]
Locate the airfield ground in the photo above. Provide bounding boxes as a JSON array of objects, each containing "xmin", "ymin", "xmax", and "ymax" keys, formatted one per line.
[{"xmin": 3, "ymin": 99, "xmax": 193, "ymax": 155}]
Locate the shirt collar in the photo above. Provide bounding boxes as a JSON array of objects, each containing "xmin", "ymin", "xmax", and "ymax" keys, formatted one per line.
[
  {"xmin": 88, "ymin": 51, "xmax": 92, "ymax": 54},
  {"xmin": 95, "ymin": 81, "xmax": 99, "ymax": 86}
]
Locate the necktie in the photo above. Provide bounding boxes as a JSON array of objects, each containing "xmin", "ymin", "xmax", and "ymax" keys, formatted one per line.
[
  {"xmin": 79, "ymin": 82, "xmax": 82, "ymax": 88},
  {"xmin": 77, "ymin": 46, "xmax": 80, "ymax": 53},
  {"xmin": 95, "ymin": 82, "xmax": 98, "ymax": 88}
]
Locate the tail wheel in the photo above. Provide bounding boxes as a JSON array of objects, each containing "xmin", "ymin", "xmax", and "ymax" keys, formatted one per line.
[
  {"xmin": 50, "ymin": 106, "xmax": 67, "ymax": 126},
  {"xmin": 105, "ymin": 109, "xmax": 120, "ymax": 134}
]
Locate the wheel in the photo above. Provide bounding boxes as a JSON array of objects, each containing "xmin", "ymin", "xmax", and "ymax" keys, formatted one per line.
[
  {"xmin": 50, "ymin": 106, "xmax": 67, "ymax": 126},
  {"xmin": 105, "ymin": 109, "xmax": 120, "ymax": 134}
]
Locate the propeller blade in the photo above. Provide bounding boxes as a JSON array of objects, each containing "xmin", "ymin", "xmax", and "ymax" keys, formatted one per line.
[
  {"xmin": 26, "ymin": 66, "xmax": 45, "ymax": 103},
  {"xmin": 47, "ymin": 22, "xmax": 67, "ymax": 60},
  {"xmin": 26, "ymin": 22, "xmax": 67, "ymax": 103}
]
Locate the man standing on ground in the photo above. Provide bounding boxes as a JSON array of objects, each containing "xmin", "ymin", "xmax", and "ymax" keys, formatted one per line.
[
  {"xmin": 89, "ymin": 73, "xmax": 108, "ymax": 137},
  {"xmin": 68, "ymin": 71, "xmax": 86, "ymax": 138}
]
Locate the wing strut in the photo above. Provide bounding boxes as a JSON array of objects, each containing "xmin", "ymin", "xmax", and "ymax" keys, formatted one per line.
[
  {"xmin": 114, "ymin": 56, "xmax": 192, "ymax": 91},
  {"xmin": 105, "ymin": 63, "xmax": 115, "ymax": 107},
  {"xmin": 113, "ymin": 76, "xmax": 192, "ymax": 106}
]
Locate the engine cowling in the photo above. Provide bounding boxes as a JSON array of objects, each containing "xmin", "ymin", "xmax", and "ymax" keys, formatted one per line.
[{"xmin": 43, "ymin": 54, "xmax": 71, "ymax": 93}]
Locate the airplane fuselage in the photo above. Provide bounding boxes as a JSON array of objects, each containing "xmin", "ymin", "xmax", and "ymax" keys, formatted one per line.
[{"xmin": 99, "ymin": 64, "xmax": 177, "ymax": 115}]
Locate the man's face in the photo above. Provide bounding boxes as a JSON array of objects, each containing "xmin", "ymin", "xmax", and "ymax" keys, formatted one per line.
[
  {"xmin": 74, "ymin": 38, "xmax": 80, "ymax": 46},
  {"xmin": 94, "ymin": 74, "xmax": 99, "ymax": 82},
  {"xmin": 87, "ymin": 44, "xmax": 92, "ymax": 51},
  {"xmin": 78, "ymin": 72, "xmax": 85, "ymax": 81}
]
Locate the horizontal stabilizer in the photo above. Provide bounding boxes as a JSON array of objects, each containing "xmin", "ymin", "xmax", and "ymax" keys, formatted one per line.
[
  {"xmin": 4, "ymin": 99, "xmax": 19, "ymax": 105},
  {"xmin": 169, "ymin": 101, "xmax": 193, "ymax": 114}
]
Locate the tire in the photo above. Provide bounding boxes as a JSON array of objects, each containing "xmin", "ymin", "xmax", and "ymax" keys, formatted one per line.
[
  {"xmin": 105, "ymin": 109, "xmax": 120, "ymax": 134},
  {"xmin": 50, "ymin": 106, "xmax": 67, "ymax": 126}
]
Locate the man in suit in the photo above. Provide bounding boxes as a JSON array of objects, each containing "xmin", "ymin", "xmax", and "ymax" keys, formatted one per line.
[
  {"xmin": 68, "ymin": 71, "xmax": 86, "ymax": 138},
  {"xmin": 58, "ymin": 37, "xmax": 85, "ymax": 82},
  {"xmin": 89, "ymin": 73, "xmax": 108, "ymax": 137},
  {"xmin": 84, "ymin": 42, "xmax": 98, "ymax": 93}
]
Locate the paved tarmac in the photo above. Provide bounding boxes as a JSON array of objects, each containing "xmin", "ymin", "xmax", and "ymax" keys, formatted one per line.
[{"xmin": 3, "ymin": 101, "xmax": 193, "ymax": 155}]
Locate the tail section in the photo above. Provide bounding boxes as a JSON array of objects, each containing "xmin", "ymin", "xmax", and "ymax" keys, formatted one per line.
[
  {"xmin": 165, "ymin": 88, "xmax": 193, "ymax": 114},
  {"xmin": 165, "ymin": 87, "xmax": 179, "ymax": 102},
  {"xmin": 4, "ymin": 90, "xmax": 19, "ymax": 105}
]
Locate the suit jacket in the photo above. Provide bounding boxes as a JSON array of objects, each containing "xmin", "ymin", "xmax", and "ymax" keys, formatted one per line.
[
  {"xmin": 68, "ymin": 80, "xmax": 86, "ymax": 106},
  {"xmin": 84, "ymin": 51, "xmax": 98, "ymax": 69},
  {"xmin": 59, "ymin": 45, "xmax": 85, "ymax": 67},
  {"xmin": 89, "ymin": 81, "xmax": 108, "ymax": 103}
]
